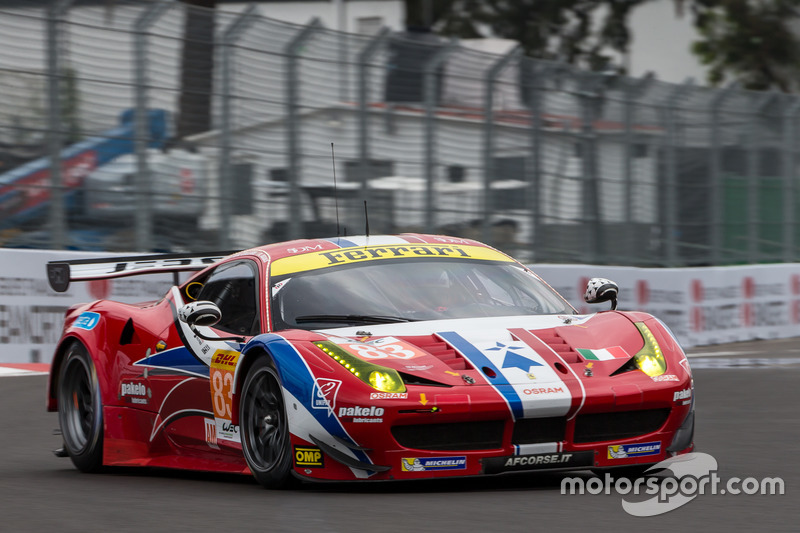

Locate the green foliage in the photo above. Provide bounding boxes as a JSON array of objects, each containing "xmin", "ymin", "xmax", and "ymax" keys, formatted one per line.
[
  {"xmin": 688, "ymin": 0, "xmax": 800, "ymax": 91},
  {"xmin": 408, "ymin": 0, "xmax": 650, "ymax": 73}
]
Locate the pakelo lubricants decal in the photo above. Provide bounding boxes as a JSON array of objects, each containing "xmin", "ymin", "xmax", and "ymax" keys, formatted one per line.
[{"xmin": 210, "ymin": 349, "xmax": 240, "ymax": 443}]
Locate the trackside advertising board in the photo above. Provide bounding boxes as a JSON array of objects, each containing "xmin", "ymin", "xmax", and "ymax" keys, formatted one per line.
[
  {"xmin": 534, "ymin": 263, "xmax": 800, "ymax": 348},
  {"xmin": 1, "ymin": 248, "xmax": 799, "ymax": 363},
  {"xmin": 0, "ymin": 248, "xmax": 173, "ymax": 364}
]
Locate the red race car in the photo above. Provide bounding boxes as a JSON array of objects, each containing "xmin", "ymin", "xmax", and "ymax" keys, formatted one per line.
[{"xmin": 46, "ymin": 234, "xmax": 694, "ymax": 488}]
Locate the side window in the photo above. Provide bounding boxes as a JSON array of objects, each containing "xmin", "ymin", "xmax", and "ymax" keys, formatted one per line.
[{"xmin": 196, "ymin": 261, "xmax": 260, "ymax": 336}]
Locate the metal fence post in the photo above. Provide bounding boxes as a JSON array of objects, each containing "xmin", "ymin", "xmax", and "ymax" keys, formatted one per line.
[
  {"xmin": 709, "ymin": 82, "xmax": 738, "ymax": 265},
  {"xmin": 783, "ymin": 98, "xmax": 800, "ymax": 262},
  {"xmin": 218, "ymin": 4, "xmax": 259, "ymax": 250},
  {"xmin": 357, "ymin": 27, "xmax": 391, "ymax": 206},
  {"xmin": 46, "ymin": 0, "xmax": 72, "ymax": 250},
  {"xmin": 527, "ymin": 61, "xmax": 549, "ymax": 262},
  {"xmin": 134, "ymin": 0, "xmax": 174, "ymax": 251},
  {"xmin": 423, "ymin": 40, "xmax": 457, "ymax": 234},
  {"xmin": 662, "ymin": 78, "xmax": 694, "ymax": 267},
  {"xmin": 285, "ymin": 18, "xmax": 323, "ymax": 241},
  {"xmin": 481, "ymin": 46, "xmax": 521, "ymax": 244},
  {"xmin": 747, "ymin": 91, "xmax": 780, "ymax": 264},
  {"xmin": 623, "ymin": 72, "xmax": 654, "ymax": 226},
  {"xmin": 577, "ymin": 71, "xmax": 606, "ymax": 263}
]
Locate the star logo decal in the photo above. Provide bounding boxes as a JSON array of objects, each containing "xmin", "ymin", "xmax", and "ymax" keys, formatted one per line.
[{"xmin": 486, "ymin": 342, "xmax": 543, "ymax": 372}]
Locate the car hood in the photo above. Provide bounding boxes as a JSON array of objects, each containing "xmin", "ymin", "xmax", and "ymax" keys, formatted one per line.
[{"xmin": 316, "ymin": 312, "xmax": 649, "ymax": 387}]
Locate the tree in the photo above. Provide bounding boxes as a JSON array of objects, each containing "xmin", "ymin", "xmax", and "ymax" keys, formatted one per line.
[
  {"xmin": 407, "ymin": 0, "xmax": 650, "ymax": 73},
  {"xmin": 687, "ymin": 0, "xmax": 800, "ymax": 91}
]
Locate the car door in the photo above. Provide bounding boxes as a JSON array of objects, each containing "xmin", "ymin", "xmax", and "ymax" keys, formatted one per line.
[{"xmin": 146, "ymin": 259, "xmax": 261, "ymax": 454}]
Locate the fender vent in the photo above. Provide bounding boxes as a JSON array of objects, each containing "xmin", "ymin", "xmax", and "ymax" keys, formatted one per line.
[
  {"xmin": 402, "ymin": 335, "xmax": 472, "ymax": 371},
  {"xmin": 531, "ymin": 328, "xmax": 581, "ymax": 363},
  {"xmin": 119, "ymin": 318, "xmax": 139, "ymax": 345}
]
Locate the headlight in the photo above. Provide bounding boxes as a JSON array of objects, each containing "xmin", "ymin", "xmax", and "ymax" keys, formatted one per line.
[
  {"xmin": 633, "ymin": 322, "xmax": 666, "ymax": 377},
  {"xmin": 314, "ymin": 341, "xmax": 407, "ymax": 393}
]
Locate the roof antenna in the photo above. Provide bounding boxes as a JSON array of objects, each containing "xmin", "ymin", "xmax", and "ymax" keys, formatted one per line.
[
  {"xmin": 364, "ymin": 200, "xmax": 370, "ymax": 237},
  {"xmin": 330, "ymin": 142, "xmax": 340, "ymax": 237}
]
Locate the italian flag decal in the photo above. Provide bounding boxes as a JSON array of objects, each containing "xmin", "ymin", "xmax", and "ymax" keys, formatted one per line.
[{"xmin": 577, "ymin": 346, "xmax": 629, "ymax": 361}]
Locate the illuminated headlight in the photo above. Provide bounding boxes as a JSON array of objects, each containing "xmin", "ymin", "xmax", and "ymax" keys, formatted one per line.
[
  {"xmin": 633, "ymin": 322, "xmax": 667, "ymax": 377},
  {"xmin": 314, "ymin": 341, "xmax": 407, "ymax": 393}
]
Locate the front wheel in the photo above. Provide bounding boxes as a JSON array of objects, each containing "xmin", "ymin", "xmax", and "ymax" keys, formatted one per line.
[
  {"xmin": 57, "ymin": 341, "xmax": 104, "ymax": 473},
  {"xmin": 239, "ymin": 358, "xmax": 294, "ymax": 489}
]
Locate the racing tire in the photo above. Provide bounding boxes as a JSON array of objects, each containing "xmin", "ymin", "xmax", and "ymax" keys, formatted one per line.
[
  {"xmin": 239, "ymin": 358, "xmax": 295, "ymax": 489},
  {"xmin": 57, "ymin": 341, "xmax": 104, "ymax": 473}
]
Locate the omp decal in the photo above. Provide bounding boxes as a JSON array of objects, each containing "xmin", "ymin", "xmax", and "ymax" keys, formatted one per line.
[
  {"xmin": 510, "ymin": 328, "xmax": 586, "ymax": 420},
  {"xmin": 438, "ymin": 331, "xmax": 573, "ymax": 419},
  {"xmin": 134, "ymin": 346, "xmax": 209, "ymax": 378},
  {"xmin": 608, "ymin": 441, "xmax": 662, "ymax": 459},
  {"xmin": 401, "ymin": 456, "xmax": 467, "ymax": 472},
  {"xmin": 270, "ymin": 244, "xmax": 512, "ymax": 276},
  {"xmin": 74, "ymin": 312, "xmax": 100, "ymax": 330},
  {"xmin": 577, "ymin": 346, "xmax": 629, "ymax": 361},
  {"xmin": 252, "ymin": 334, "xmax": 375, "ymax": 477},
  {"xmin": 294, "ymin": 446, "xmax": 324, "ymax": 467},
  {"xmin": 210, "ymin": 349, "xmax": 241, "ymax": 443}
]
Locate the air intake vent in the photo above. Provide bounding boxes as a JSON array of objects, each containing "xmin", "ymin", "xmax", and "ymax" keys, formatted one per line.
[
  {"xmin": 392, "ymin": 420, "xmax": 504, "ymax": 451},
  {"xmin": 573, "ymin": 408, "xmax": 671, "ymax": 443},
  {"xmin": 512, "ymin": 416, "xmax": 566, "ymax": 444},
  {"xmin": 532, "ymin": 328, "xmax": 581, "ymax": 363},
  {"xmin": 403, "ymin": 335, "xmax": 472, "ymax": 371}
]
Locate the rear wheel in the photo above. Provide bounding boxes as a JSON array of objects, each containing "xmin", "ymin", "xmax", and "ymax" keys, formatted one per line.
[
  {"xmin": 239, "ymin": 358, "xmax": 294, "ymax": 489},
  {"xmin": 57, "ymin": 341, "xmax": 104, "ymax": 473}
]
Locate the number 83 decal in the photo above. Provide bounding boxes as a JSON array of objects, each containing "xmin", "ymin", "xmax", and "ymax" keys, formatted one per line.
[{"xmin": 344, "ymin": 337, "xmax": 425, "ymax": 360}]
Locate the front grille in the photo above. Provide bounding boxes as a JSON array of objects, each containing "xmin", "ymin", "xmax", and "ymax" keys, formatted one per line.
[
  {"xmin": 512, "ymin": 416, "xmax": 566, "ymax": 444},
  {"xmin": 392, "ymin": 420, "xmax": 504, "ymax": 451},
  {"xmin": 573, "ymin": 408, "xmax": 670, "ymax": 443}
]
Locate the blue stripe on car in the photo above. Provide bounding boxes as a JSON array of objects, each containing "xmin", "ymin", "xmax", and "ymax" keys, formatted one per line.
[
  {"xmin": 436, "ymin": 331, "xmax": 523, "ymax": 419},
  {"xmin": 134, "ymin": 346, "xmax": 209, "ymax": 377},
  {"xmin": 252, "ymin": 334, "xmax": 374, "ymax": 467}
]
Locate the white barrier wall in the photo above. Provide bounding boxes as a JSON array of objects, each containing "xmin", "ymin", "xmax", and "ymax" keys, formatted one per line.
[
  {"xmin": 0, "ymin": 249, "xmax": 174, "ymax": 364},
  {"xmin": 534, "ymin": 263, "xmax": 800, "ymax": 348},
  {"xmin": 1, "ymin": 248, "xmax": 798, "ymax": 363}
]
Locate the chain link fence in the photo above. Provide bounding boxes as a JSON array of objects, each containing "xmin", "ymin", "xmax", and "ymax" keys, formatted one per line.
[{"xmin": 2, "ymin": 0, "xmax": 799, "ymax": 266}]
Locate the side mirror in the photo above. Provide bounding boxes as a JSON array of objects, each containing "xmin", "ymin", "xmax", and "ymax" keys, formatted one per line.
[
  {"xmin": 178, "ymin": 300, "xmax": 221, "ymax": 328},
  {"xmin": 584, "ymin": 278, "xmax": 619, "ymax": 310}
]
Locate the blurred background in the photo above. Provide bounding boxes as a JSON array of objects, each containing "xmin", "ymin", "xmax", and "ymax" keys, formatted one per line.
[{"xmin": 2, "ymin": 0, "xmax": 800, "ymax": 267}]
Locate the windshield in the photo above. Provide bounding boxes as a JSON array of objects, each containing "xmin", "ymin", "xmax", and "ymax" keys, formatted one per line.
[{"xmin": 270, "ymin": 258, "xmax": 574, "ymax": 330}]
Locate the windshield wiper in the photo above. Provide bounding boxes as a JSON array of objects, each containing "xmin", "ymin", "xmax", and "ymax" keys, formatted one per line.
[{"xmin": 294, "ymin": 314, "xmax": 417, "ymax": 325}]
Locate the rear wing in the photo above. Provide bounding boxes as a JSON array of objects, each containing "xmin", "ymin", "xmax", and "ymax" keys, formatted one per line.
[{"xmin": 46, "ymin": 251, "xmax": 237, "ymax": 293}]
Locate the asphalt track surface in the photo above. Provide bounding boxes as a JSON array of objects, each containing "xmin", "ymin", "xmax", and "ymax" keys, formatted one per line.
[{"xmin": 2, "ymin": 339, "xmax": 798, "ymax": 533}]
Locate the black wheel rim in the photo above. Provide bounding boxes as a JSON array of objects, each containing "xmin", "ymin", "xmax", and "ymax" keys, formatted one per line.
[
  {"xmin": 242, "ymin": 368, "xmax": 288, "ymax": 472},
  {"xmin": 61, "ymin": 355, "xmax": 95, "ymax": 453}
]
